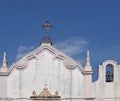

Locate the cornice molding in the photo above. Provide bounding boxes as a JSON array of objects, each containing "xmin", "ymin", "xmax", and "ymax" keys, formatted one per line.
[{"xmin": 0, "ymin": 44, "xmax": 85, "ymax": 76}]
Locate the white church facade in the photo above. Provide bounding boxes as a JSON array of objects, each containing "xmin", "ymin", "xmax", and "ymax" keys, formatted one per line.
[{"xmin": 0, "ymin": 21, "xmax": 120, "ymax": 101}]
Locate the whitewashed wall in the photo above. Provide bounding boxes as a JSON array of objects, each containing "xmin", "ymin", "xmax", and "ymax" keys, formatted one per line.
[
  {"xmin": 7, "ymin": 50, "xmax": 84, "ymax": 99},
  {"xmin": 0, "ymin": 76, "xmax": 7, "ymax": 98}
]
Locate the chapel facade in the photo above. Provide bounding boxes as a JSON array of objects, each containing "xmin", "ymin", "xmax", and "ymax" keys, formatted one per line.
[{"xmin": 0, "ymin": 21, "xmax": 120, "ymax": 101}]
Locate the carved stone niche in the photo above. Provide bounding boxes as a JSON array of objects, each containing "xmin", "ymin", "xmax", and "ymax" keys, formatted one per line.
[{"xmin": 30, "ymin": 85, "xmax": 61, "ymax": 101}]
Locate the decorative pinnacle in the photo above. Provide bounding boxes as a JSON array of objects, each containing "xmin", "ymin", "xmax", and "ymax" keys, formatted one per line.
[
  {"xmin": 84, "ymin": 50, "xmax": 92, "ymax": 71},
  {"xmin": 3, "ymin": 52, "xmax": 7, "ymax": 66},
  {"xmin": 0, "ymin": 52, "xmax": 8, "ymax": 72},
  {"xmin": 86, "ymin": 50, "xmax": 90, "ymax": 66},
  {"xmin": 42, "ymin": 21, "xmax": 52, "ymax": 36}
]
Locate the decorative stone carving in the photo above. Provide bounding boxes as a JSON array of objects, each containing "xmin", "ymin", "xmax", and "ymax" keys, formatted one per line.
[
  {"xmin": 30, "ymin": 85, "xmax": 61, "ymax": 100},
  {"xmin": 32, "ymin": 90, "xmax": 36, "ymax": 96},
  {"xmin": 39, "ymin": 85, "xmax": 52, "ymax": 97},
  {"xmin": 54, "ymin": 90, "xmax": 59, "ymax": 96}
]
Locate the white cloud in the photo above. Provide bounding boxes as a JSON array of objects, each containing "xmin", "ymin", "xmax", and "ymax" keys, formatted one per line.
[
  {"xmin": 16, "ymin": 46, "xmax": 35, "ymax": 60},
  {"xmin": 55, "ymin": 37, "xmax": 88, "ymax": 57}
]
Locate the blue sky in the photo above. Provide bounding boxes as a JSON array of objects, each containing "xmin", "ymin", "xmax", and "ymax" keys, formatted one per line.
[{"xmin": 0, "ymin": 0, "xmax": 120, "ymax": 81}]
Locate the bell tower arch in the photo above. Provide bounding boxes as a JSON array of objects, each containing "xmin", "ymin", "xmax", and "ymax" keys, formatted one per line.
[{"xmin": 98, "ymin": 60, "xmax": 118, "ymax": 83}]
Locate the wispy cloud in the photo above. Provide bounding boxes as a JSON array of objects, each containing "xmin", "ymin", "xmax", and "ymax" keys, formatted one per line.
[
  {"xmin": 55, "ymin": 37, "xmax": 88, "ymax": 57},
  {"xmin": 54, "ymin": 37, "xmax": 88, "ymax": 64},
  {"xmin": 16, "ymin": 46, "xmax": 35, "ymax": 60}
]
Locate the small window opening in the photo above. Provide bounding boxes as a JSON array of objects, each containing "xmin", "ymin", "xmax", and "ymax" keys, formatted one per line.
[{"xmin": 106, "ymin": 64, "xmax": 113, "ymax": 82}]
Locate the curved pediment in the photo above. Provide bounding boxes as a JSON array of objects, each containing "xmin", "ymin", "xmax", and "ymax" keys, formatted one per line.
[{"xmin": 1, "ymin": 44, "xmax": 84, "ymax": 76}]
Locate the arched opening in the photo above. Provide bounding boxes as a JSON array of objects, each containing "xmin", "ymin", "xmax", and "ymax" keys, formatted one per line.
[{"xmin": 105, "ymin": 64, "xmax": 114, "ymax": 82}]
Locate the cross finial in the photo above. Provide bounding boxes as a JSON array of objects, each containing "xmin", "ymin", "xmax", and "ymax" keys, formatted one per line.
[{"xmin": 42, "ymin": 21, "xmax": 52, "ymax": 36}]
